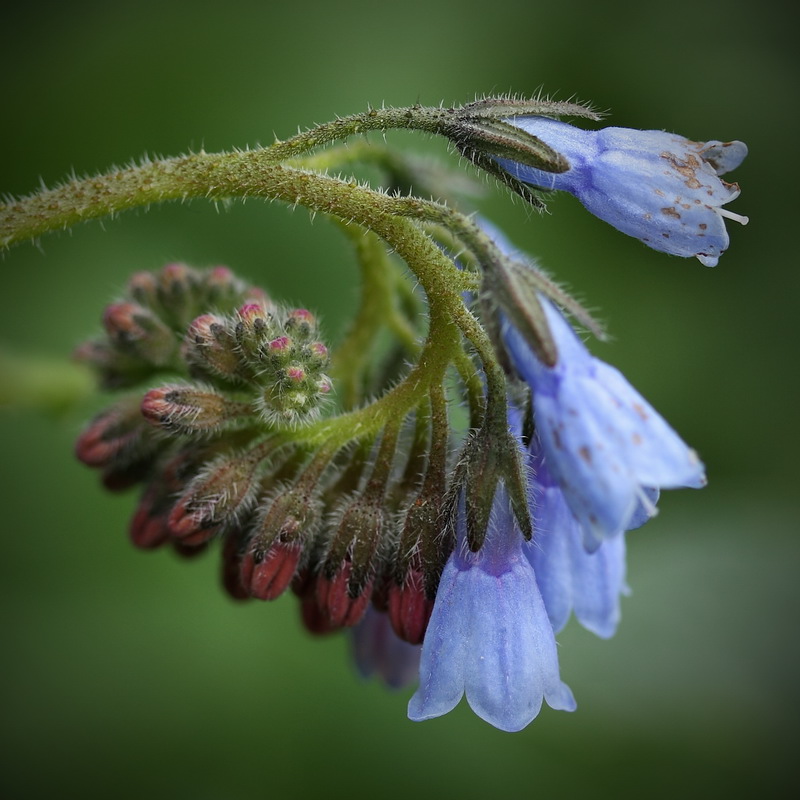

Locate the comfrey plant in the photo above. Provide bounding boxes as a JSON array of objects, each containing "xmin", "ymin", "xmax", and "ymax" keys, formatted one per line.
[{"xmin": 0, "ymin": 96, "xmax": 747, "ymax": 732}]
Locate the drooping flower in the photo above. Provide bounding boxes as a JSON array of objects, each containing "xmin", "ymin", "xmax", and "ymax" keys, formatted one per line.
[
  {"xmin": 408, "ymin": 488, "xmax": 576, "ymax": 732},
  {"xmin": 504, "ymin": 297, "xmax": 706, "ymax": 551},
  {"xmin": 524, "ymin": 434, "xmax": 629, "ymax": 638},
  {"xmin": 350, "ymin": 606, "xmax": 421, "ymax": 689},
  {"xmin": 493, "ymin": 116, "xmax": 748, "ymax": 266}
]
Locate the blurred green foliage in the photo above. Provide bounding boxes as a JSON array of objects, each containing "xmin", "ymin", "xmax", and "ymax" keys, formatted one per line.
[{"xmin": 1, "ymin": 1, "xmax": 797, "ymax": 797}]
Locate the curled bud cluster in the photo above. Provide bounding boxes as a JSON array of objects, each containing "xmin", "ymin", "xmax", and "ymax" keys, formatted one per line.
[{"xmin": 75, "ymin": 263, "xmax": 450, "ymax": 647}]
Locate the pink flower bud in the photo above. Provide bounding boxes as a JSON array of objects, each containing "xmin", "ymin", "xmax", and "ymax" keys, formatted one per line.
[
  {"xmin": 268, "ymin": 335, "xmax": 292, "ymax": 354},
  {"xmin": 167, "ymin": 450, "xmax": 264, "ymax": 540},
  {"xmin": 182, "ymin": 314, "xmax": 242, "ymax": 380},
  {"xmin": 306, "ymin": 341, "xmax": 329, "ymax": 368},
  {"xmin": 285, "ymin": 365, "xmax": 306, "ymax": 383},
  {"xmin": 127, "ymin": 271, "xmax": 160, "ymax": 309},
  {"xmin": 102, "ymin": 302, "xmax": 175, "ymax": 366},
  {"xmin": 141, "ymin": 384, "xmax": 248, "ymax": 435},
  {"xmin": 285, "ymin": 308, "xmax": 316, "ymax": 339}
]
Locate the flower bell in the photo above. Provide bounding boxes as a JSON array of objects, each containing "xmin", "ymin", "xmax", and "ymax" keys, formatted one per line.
[
  {"xmin": 492, "ymin": 116, "xmax": 748, "ymax": 266},
  {"xmin": 504, "ymin": 295, "xmax": 706, "ymax": 550},
  {"xmin": 408, "ymin": 488, "xmax": 576, "ymax": 732}
]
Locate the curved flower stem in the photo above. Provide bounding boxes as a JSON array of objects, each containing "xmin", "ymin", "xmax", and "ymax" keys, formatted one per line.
[
  {"xmin": 262, "ymin": 106, "xmax": 458, "ymax": 162},
  {"xmin": 331, "ymin": 223, "xmax": 420, "ymax": 409},
  {"xmin": 296, "ymin": 301, "xmax": 459, "ymax": 449},
  {"xmin": 452, "ymin": 349, "xmax": 485, "ymax": 429},
  {"xmin": 0, "ymin": 150, "xmax": 503, "ymax": 443}
]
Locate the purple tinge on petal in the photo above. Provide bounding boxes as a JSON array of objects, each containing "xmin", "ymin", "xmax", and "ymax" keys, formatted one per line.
[
  {"xmin": 351, "ymin": 606, "xmax": 421, "ymax": 689},
  {"xmin": 408, "ymin": 490, "xmax": 575, "ymax": 732}
]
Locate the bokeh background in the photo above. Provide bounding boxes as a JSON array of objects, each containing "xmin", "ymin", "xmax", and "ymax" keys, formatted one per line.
[{"xmin": 1, "ymin": 1, "xmax": 797, "ymax": 797}]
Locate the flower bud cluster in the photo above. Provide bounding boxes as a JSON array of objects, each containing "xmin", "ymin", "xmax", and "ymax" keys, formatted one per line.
[{"xmin": 74, "ymin": 264, "xmax": 453, "ymax": 647}]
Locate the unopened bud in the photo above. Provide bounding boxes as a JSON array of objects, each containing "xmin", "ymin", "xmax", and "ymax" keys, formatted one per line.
[
  {"xmin": 298, "ymin": 588, "xmax": 340, "ymax": 636},
  {"xmin": 126, "ymin": 271, "xmax": 160, "ymax": 310},
  {"xmin": 220, "ymin": 527, "xmax": 251, "ymax": 601},
  {"xmin": 156, "ymin": 262, "xmax": 202, "ymax": 329},
  {"xmin": 388, "ymin": 556, "xmax": 434, "ymax": 645},
  {"xmin": 235, "ymin": 302, "xmax": 277, "ymax": 364},
  {"xmin": 240, "ymin": 486, "xmax": 323, "ymax": 601},
  {"xmin": 305, "ymin": 341, "xmax": 329, "ymax": 369},
  {"xmin": 317, "ymin": 496, "xmax": 385, "ymax": 626},
  {"xmin": 75, "ymin": 395, "xmax": 156, "ymax": 469},
  {"xmin": 167, "ymin": 447, "xmax": 265, "ymax": 541},
  {"xmin": 182, "ymin": 314, "xmax": 243, "ymax": 381},
  {"xmin": 129, "ymin": 480, "xmax": 172, "ymax": 549},
  {"xmin": 73, "ymin": 339, "xmax": 148, "ymax": 390},
  {"xmin": 284, "ymin": 308, "xmax": 317, "ymax": 339},
  {"xmin": 315, "ymin": 561, "xmax": 374, "ymax": 628},
  {"xmin": 102, "ymin": 301, "xmax": 176, "ymax": 367},
  {"xmin": 141, "ymin": 383, "xmax": 250, "ymax": 435},
  {"xmin": 202, "ymin": 266, "xmax": 250, "ymax": 309}
]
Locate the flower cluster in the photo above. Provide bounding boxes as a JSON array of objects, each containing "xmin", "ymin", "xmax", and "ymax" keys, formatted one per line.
[{"xmin": 67, "ymin": 100, "xmax": 746, "ymax": 734}]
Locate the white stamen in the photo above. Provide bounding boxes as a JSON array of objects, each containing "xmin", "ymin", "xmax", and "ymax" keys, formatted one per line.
[
  {"xmin": 717, "ymin": 207, "xmax": 749, "ymax": 226},
  {"xmin": 634, "ymin": 487, "xmax": 659, "ymax": 521}
]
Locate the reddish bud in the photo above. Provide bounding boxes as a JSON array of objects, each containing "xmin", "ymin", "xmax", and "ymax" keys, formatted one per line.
[
  {"xmin": 241, "ymin": 541, "xmax": 304, "ymax": 601},
  {"xmin": 75, "ymin": 397, "xmax": 151, "ymax": 469},
  {"xmin": 388, "ymin": 562, "xmax": 434, "ymax": 645},
  {"xmin": 172, "ymin": 540, "xmax": 210, "ymax": 559},
  {"xmin": 240, "ymin": 486, "xmax": 322, "ymax": 600},
  {"xmin": 299, "ymin": 589, "xmax": 341, "ymax": 636},
  {"xmin": 167, "ymin": 450, "xmax": 263, "ymax": 540},
  {"xmin": 315, "ymin": 561, "xmax": 373, "ymax": 627},
  {"xmin": 129, "ymin": 483, "xmax": 172, "ymax": 549},
  {"xmin": 220, "ymin": 529, "xmax": 251, "ymax": 601}
]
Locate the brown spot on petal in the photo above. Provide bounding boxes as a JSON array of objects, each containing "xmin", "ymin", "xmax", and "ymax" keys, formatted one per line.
[
  {"xmin": 661, "ymin": 151, "xmax": 703, "ymax": 190},
  {"xmin": 632, "ymin": 402, "xmax": 649, "ymax": 421},
  {"xmin": 632, "ymin": 433, "xmax": 643, "ymax": 445},
  {"xmin": 579, "ymin": 446, "xmax": 592, "ymax": 464},
  {"xmin": 661, "ymin": 207, "xmax": 681, "ymax": 219},
  {"xmin": 699, "ymin": 223, "xmax": 707, "ymax": 230}
]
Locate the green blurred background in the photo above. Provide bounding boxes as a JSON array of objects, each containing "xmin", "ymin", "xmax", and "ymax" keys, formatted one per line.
[{"xmin": 1, "ymin": 1, "xmax": 797, "ymax": 797}]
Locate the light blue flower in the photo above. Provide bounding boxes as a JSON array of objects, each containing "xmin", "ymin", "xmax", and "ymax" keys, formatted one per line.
[
  {"xmin": 525, "ymin": 434, "xmax": 630, "ymax": 638},
  {"xmin": 494, "ymin": 116, "xmax": 748, "ymax": 266},
  {"xmin": 350, "ymin": 606, "xmax": 421, "ymax": 689},
  {"xmin": 504, "ymin": 298, "xmax": 706, "ymax": 551},
  {"xmin": 408, "ymin": 488, "xmax": 576, "ymax": 732}
]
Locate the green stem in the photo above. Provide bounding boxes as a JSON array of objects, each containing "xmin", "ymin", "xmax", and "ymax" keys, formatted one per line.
[
  {"xmin": 331, "ymin": 224, "xmax": 420, "ymax": 409},
  {"xmin": 1, "ymin": 144, "xmax": 504, "ymax": 438},
  {"xmin": 294, "ymin": 301, "xmax": 459, "ymax": 449},
  {"xmin": 263, "ymin": 105, "xmax": 458, "ymax": 162}
]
